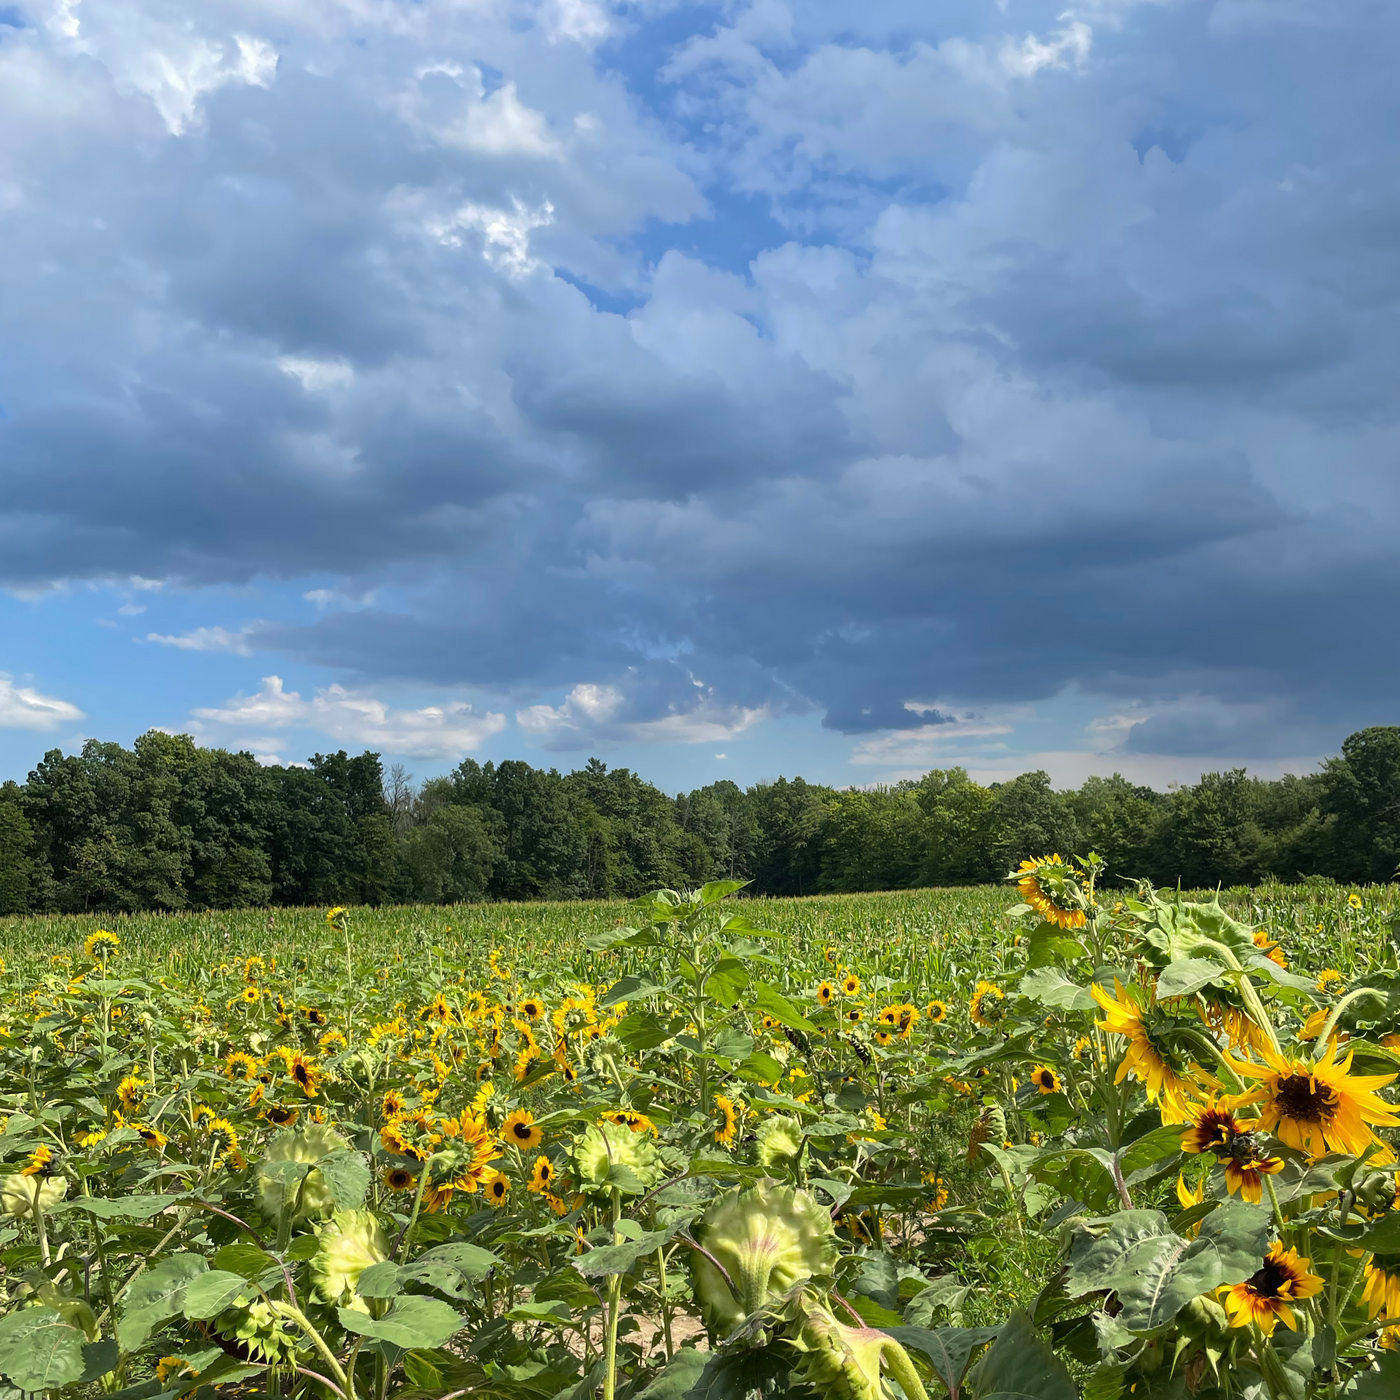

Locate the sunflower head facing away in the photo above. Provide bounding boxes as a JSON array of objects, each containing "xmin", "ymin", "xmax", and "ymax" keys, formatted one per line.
[
  {"xmin": 84, "ymin": 930, "xmax": 121, "ymax": 961},
  {"xmin": 1014, "ymin": 855, "xmax": 1088, "ymax": 930},
  {"xmin": 1222, "ymin": 1241, "xmax": 1324, "ymax": 1336},
  {"xmin": 1091, "ymin": 979, "xmax": 1203, "ymax": 1123},
  {"xmin": 970, "ymin": 981, "xmax": 1006, "ymax": 1029}
]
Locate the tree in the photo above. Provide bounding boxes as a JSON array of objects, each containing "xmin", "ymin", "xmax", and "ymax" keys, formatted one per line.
[
  {"xmin": 397, "ymin": 805, "xmax": 501, "ymax": 903},
  {"xmin": 0, "ymin": 782, "xmax": 39, "ymax": 914},
  {"xmin": 1319, "ymin": 727, "xmax": 1400, "ymax": 883}
]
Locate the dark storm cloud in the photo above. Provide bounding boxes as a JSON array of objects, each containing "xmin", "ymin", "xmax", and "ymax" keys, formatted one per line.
[{"xmin": 3, "ymin": 0, "xmax": 1400, "ymax": 760}]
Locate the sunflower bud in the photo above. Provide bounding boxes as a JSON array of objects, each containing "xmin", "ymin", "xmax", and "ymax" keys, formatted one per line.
[
  {"xmin": 0, "ymin": 1173, "xmax": 67, "ymax": 1219},
  {"xmin": 791, "ymin": 1297, "xmax": 887, "ymax": 1400},
  {"xmin": 218, "ymin": 1300, "xmax": 301, "ymax": 1364},
  {"xmin": 256, "ymin": 1125, "xmax": 352, "ymax": 1221},
  {"xmin": 312, "ymin": 1210, "xmax": 390, "ymax": 1306},
  {"xmin": 690, "ymin": 1181, "xmax": 837, "ymax": 1334},
  {"xmin": 1355, "ymin": 1170, "xmax": 1398, "ymax": 1215},
  {"xmin": 569, "ymin": 1122, "xmax": 664, "ymax": 1195},
  {"xmin": 755, "ymin": 1116, "xmax": 803, "ymax": 1172}
]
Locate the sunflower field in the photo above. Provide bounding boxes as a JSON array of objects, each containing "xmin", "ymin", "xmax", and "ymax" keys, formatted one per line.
[{"xmin": 2, "ymin": 871, "xmax": 1400, "ymax": 1399}]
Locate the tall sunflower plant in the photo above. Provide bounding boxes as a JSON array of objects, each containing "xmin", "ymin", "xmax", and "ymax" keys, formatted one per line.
[{"xmin": 961, "ymin": 855, "xmax": 1400, "ymax": 1397}]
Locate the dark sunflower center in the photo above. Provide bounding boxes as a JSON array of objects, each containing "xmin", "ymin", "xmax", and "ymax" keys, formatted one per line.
[
  {"xmin": 1274, "ymin": 1074, "xmax": 1339, "ymax": 1123},
  {"xmin": 1244, "ymin": 1258, "xmax": 1290, "ymax": 1300},
  {"xmin": 1039, "ymin": 1071, "xmax": 1056, "ymax": 1088},
  {"xmin": 512, "ymin": 1123, "xmax": 533, "ymax": 1140}
]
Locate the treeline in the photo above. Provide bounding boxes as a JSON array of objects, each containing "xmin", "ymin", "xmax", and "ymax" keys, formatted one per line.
[{"xmin": 2, "ymin": 727, "xmax": 1400, "ymax": 914}]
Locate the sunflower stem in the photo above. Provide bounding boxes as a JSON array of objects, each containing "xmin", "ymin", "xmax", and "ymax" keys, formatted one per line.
[{"xmin": 1313, "ymin": 988, "xmax": 1387, "ymax": 1058}]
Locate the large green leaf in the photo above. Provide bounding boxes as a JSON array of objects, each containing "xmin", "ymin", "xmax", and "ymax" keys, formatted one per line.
[
  {"xmin": 748, "ymin": 982, "xmax": 817, "ymax": 1033},
  {"xmin": 337, "ymin": 1295, "xmax": 464, "ymax": 1348},
  {"xmin": 0, "ymin": 1307, "xmax": 87, "ymax": 1391},
  {"xmin": 181, "ymin": 1269, "xmax": 253, "ymax": 1319},
  {"xmin": 598, "ymin": 975, "xmax": 665, "ymax": 1009},
  {"xmin": 118, "ymin": 1252, "xmax": 209, "ymax": 1351},
  {"xmin": 573, "ymin": 1224, "xmax": 680, "ymax": 1278},
  {"xmin": 53, "ymin": 1194, "xmax": 183, "ymax": 1221},
  {"xmin": 1019, "ymin": 968, "xmax": 1095, "ymax": 1011},
  {"xmin": 1066, "ymin": 1201, "xmax": 1270, "ymax": 1331},
  {"xmin": 967, "ymin": 1312, "xmax": 1077, "ymax": 1400},
  {"xmin": 635, "ymin": 1348, "xmax": 710, "ymax": 1398},
  {"xmin": 1343, "ymin": 1352, "xmax": 1400, "ymax": 1397},
  {"xmin": 1154, "ymin": 958, "xmax": 1228, "ymax": 1000},
  {"xmin": 885, "ymin": 1325, "xmax": 1000, "ymax": 1394},
  {"xmin": 317, "ymin": 1149, "xmax": 370, "ymax": 1210},
  {"xmin": 1030, "ymin": 1148, "xmax": 1119, "ymax": 1212},
  {"xmin": 1026, "ymin": 924, "xmax": 1088, "ymax": 969}
]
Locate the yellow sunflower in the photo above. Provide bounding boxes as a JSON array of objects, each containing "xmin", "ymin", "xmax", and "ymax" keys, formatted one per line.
[
  {"xmin": 383, "ymin": 1165, "xmax": 417, "ymax": 1193},
  {"xmin": 1227, "ymin": 1045, "xmax": 1400, "ymax": 1157},
  {"xmin": 502, "ymin": 1109, "xmax": 543, "ymax": 1150},
  {"xmin": 926, "ymin": 1000, "xmax": 948, "ymax": 1024},
  {"xmin": 600, "ymin": 1109, "xmax": 658, "ymax": 1136},
  {"xmin": 842, "ymin": 975, "xmax": 861, "ymax": 997},
  {"xmin": 527, "ymin": 1155, "xmax": 555, "ymax": 1194},
  {"xmin": 713, "ymin": 1094, "xmax": 739, "ymax": 1147},
  {"xmin": 1316, "ymin": 969, "xmax": 1345, "ymax": 994},
  {"xmin": 483, "ymin": 1170, "xmax": 509, "ymax": 1205},
  {"xmin": 1091, "ymin": 979, "xmax": 1200, "ymax": 1123},
  {"xmin": 970, "ymin": 981, "xmax": 1006, "ymax": 1029},
  {"xmin": 116, "ymin": 1074, "xmax": 146, "ymax": 1110},
  {"xmin": 1015, "ymin": 855, "xmax": 1087, "ymax": 931},
  {"xmin": 1363, "ymin": 1257, "xmax": 1400, "ymax": 1320},
  {"xmin": 84, "ymin": 930, "xmax": 120, "ymax": 961},
  {"xmin": 1222, "ymin": 1242, "xmax": 1323, "ymax": 1336},
  {"xmin": 816, "ymin": 982, "xmax": 835, "ymax": 1007},
  {"xmin": 519, "ymin": 997, "xmax": 545, "ymax": 1021},
  {"xmin": 1029, "ymin": 1065, "xmax": 1062, "ymax": 1095}
]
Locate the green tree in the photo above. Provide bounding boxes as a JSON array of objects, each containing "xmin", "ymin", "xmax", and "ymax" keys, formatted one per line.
[
  {"xmin": 397, "ymin": 805, "xmax": 501, "ymax": 903},
  {"xmin": 1319, "ymin": 727, "xmax": 1400, "ymax": 883}
]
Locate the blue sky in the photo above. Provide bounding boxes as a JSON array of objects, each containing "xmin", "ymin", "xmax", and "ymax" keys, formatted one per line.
[{"xmin": 2, "ymin": 0, "xmax": 1397, "ymax": 793}]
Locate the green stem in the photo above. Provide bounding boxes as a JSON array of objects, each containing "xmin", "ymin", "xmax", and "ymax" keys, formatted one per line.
[
  {"xmin": 1314, "ymin": 989, "xmax": 1387, "ymax": 1056},
  {"xmin": 603, "ymin": 1187, "xmax": 624, "ymax": 1400},
  {"xmin": 657, "ymin": 1247, "xmax": 674, "ymax": 1362},
  {"xmin": 271, "ymin": 1302, "xmax": 353, "ymax": 1400},
  {"xmin": 395, "ymin": 1164, "xmax": 429, "ymax": 1264},
  {"xmin": 880, "ymin": 1338, "xmax": 930, "ymax": 1400}
]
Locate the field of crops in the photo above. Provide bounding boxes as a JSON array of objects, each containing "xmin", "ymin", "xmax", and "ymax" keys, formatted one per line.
[{"xmin": 2, "ymin": 871, "xmax": 1400, "ymax": 1400}]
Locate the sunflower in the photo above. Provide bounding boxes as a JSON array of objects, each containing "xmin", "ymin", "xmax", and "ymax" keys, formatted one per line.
[
  {"xmin": 263, "ymin": 1105, "xmax": 299, "ymax": 1128},
  {"xmin": 527, "ymin": 1155, "xmax": 555, "ymax": 1193},
  {"xmin": 1363, "ymin": 1257, "xmax": 1400, "ymax": 1319},
  {"xmin": 133, "ymin": 1124, "xmax": 169, "ymax": 1150},
  {"xmin": 874, "ymin": 1028, "xmax": 894, "ymax": 1047},
  {"xmin": 842, "ymin": 975, "xmax": 861, "ymax": 997},
  {"xmin": 221, "ymin": 1052, "xmax": 257, "ymax": 1080},
  {"xmin": 824, "ymin": 946, "xmax": 837, "ymax": 965},
  {"xmin": 601, "ymin": 1109, "xmax": 658, "ymax": 1136},
  {"xmin": 420, "ymin": 993, "xmax": 454, "ymax": 1025},
  {"xmin": 970, "ymin": 981, "xmax": 1006, "ymax": 1029},
  {"xmin": 816, "ymin": 982, "xmax": 835, "ymax": 1007},
  {"xmin": 383, "ymin": 1165, "xmax": 417, "ymax": 1193},
  {"xmin": 240, "ymin": 986, "xmax": 261, "ymax": 1005},
  {"xmin": 519, "ymin": 998, "xmax": 545, "ymax": 1021},
  {"xmin": 1091, "ymin": 979, "xmax": 1200, "ymax": 1123},
  {"xmin": 1029, "ymin": 1065, "xmax": 1062, "ymax": 1095},
  {"xmin": 484, "ymin": 1170, "xmax": 510, "ymax": 1205},
  {"xmin": 926, "ymin": 1000, "xmax": 948, "ymax": 1024},
  {"xmin": 1224, "ymin": 1153, "xmax": 1285, "ymax": 1204},
  {"xmin": 302, "ymin": 1007, "xmax": 328, "ymax": 1027},
  {"xmin": 1180, "ymin": 1099, "xmax": 1244, "ymax": 1156},
  {"xmin": 116, "ymin": 1074, "xmax": 146, "ymax": 1110},
  {"xmin": 325, "ymin": 906, "xmax": 347, "ymax": 924},
  {"xmin": 922, "ymin": 1172, "xmax": 949, "ymax": 1211},
  {"xmin": 381, "ymin": 1089, "xmax": 407, "ymax": 1119},
  {"xmin": 319, "ymin": 1029, "xmax": 348, "ymax": 1052},
  {"xmin": 1222, "ymin": 1241, "xmax": 1324, "ymax": 1335},
  {"xmin": 84, "ymin": 930, "xmax": 120, "ymax": 961},
  {"xmin": 21, "ymin": 1144, "xmax": 55, "ymax": 1177},
  {"xmin": 286, "ymin": 1053, "xmax": 322, "ymax": 1099},
  {"xmin": 844, "ymin": 1008, "xmax": 863, "ymax": 1024},
  {"xmin": 1227, "ymin": 1046, "xmax": 1400, "ymax": 1157},
  {"xmin": 1015, "ymin": 855, "xmax": 1087, "ymax": 931},
  {"xmin": 713, "ymin": 1094, "xmax": 739, "ymax": 1147},
  {"xmin": 1350, "ymin": 893, "xmax": 1364, "ymax": 910},
  {"xmin": 1316, "ymin": 969, "xmax": 1345, "ymax": 994},
  {"xmin": 503, "ymin": 1109, "xmax": 543, "ymax": 1150}
]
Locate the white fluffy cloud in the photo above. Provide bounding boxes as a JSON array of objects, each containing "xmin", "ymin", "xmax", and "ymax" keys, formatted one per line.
[
  {"xmin": 0, "ymin": 675, "xmax": 84, "ymax": 731},
  {"xmin": 517, "ymin": 682, "xmax": 768, "ymax": 747},
  {"xmin": 189, "ymin": 676, "xmax": 506, "ymax": 759},
  {"xmin": 146, "ymin": 625, "xmax": 260, "ymax": 655}
]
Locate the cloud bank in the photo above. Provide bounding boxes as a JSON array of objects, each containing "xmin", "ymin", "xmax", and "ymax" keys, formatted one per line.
[{"xmin": 2, "ymin": 0, "xmax": 1398, "ymax": 763}]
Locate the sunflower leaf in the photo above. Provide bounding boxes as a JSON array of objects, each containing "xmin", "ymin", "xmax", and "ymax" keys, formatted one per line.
[{"xmin": 316, "ymin": 1149, "xmax": 370, "ymax": 1210}]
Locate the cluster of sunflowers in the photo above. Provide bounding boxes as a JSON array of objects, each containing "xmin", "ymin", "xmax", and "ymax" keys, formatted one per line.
[{"xmin": 1, "ymin": 870, "xmax": 1399, "ymax": 1399}]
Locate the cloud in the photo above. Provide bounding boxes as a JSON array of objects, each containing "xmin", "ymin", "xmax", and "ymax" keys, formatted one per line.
[
  {"xmin": 189, "ymin": 676, "xmax": 507, "ymax": 759},
  {"xmin": 145, "ymin": 625, "xmax": 261, "ymax": 655},
  {"xmin": 0, "ymin": 675, "xmax": 84, "ymax": 731},
  {"xmin": 2, "ymin": 0, "xmax": 1399, "ymax": 770}
]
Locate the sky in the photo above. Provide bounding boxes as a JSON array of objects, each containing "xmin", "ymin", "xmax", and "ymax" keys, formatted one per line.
[{"xmin": 1, "ymin": 0, "xmax": 1397, "ymax": 795}]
